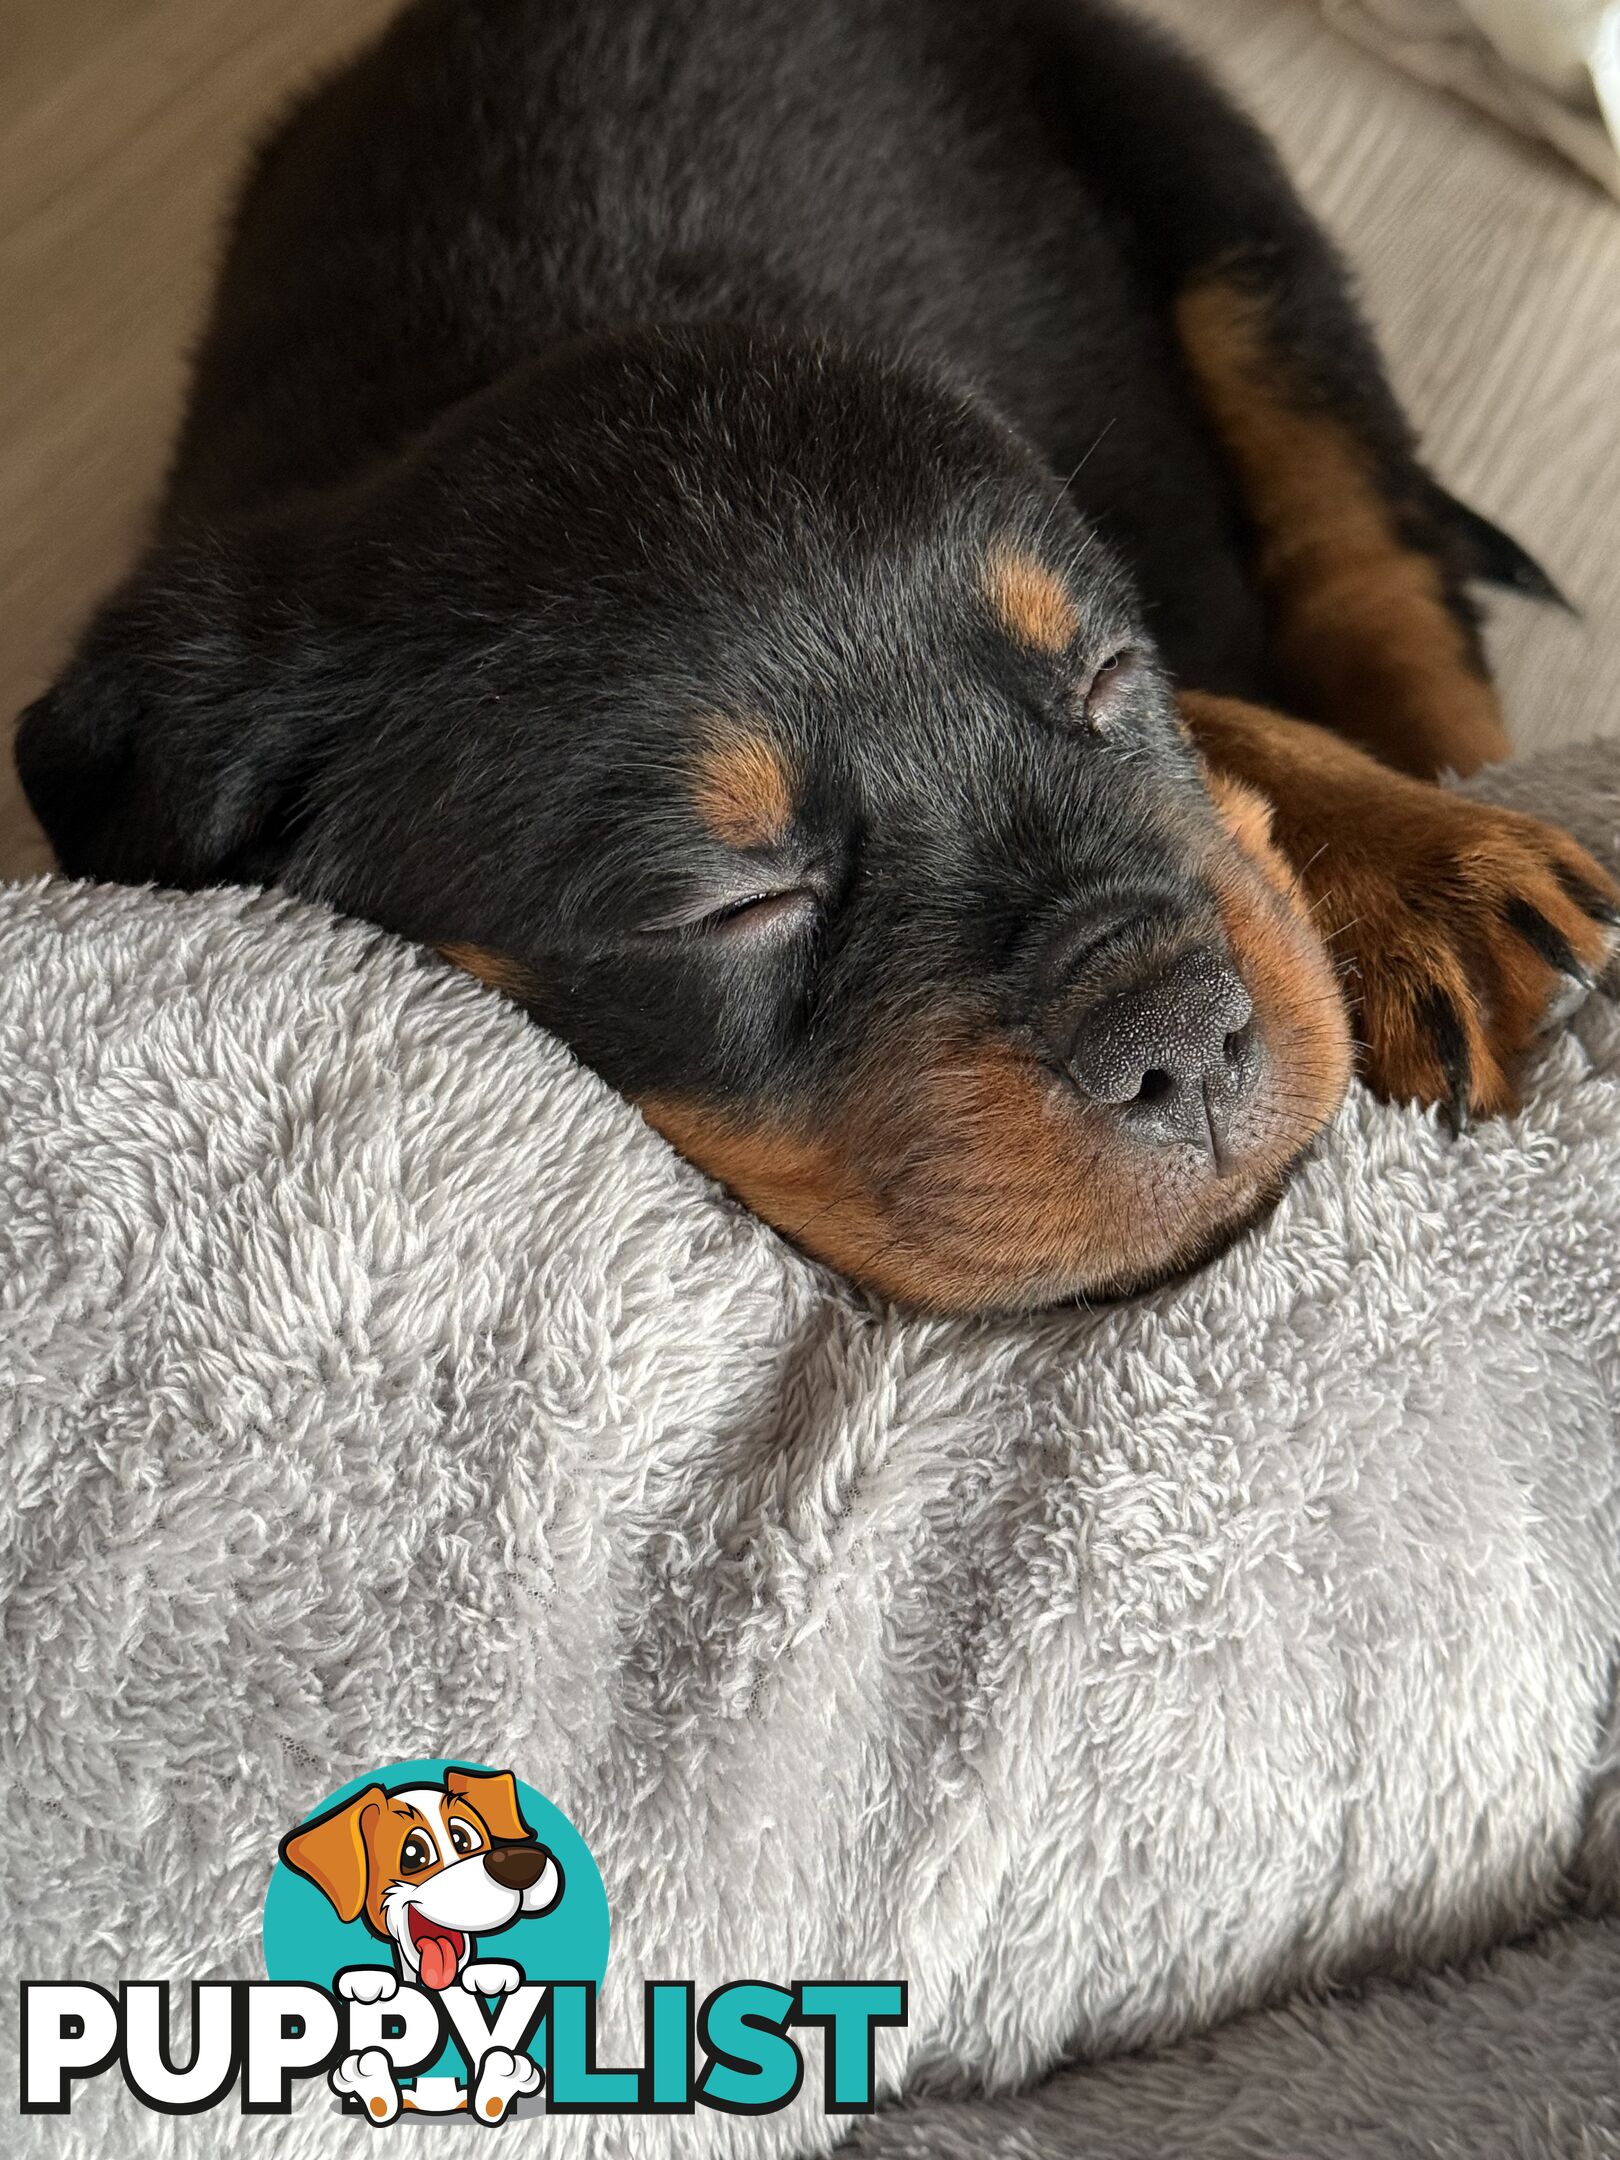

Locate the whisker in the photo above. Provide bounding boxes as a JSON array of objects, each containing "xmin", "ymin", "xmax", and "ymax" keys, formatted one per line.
[{"xmin": 1033, "ymin": 422, "xmax": 1117, "ymax": 548}]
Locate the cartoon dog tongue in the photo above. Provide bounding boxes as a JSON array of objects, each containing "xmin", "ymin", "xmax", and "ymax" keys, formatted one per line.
[{"xmin": 411, "ymin": 1917, "xmax": 464, "ymax": 1991}]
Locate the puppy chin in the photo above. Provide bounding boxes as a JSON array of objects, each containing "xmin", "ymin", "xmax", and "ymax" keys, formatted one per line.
[
  {"xmin": 1074, "ymin": 1154, "xmax": 1305, "ymax": 1307},
  {"xmin": 990, "ymin": 1153, "xmax": 1296, "ymax": 1313},
  {"xmin": 645, "ymin": 955, "xmax": 1346, "ymax": 1315}
]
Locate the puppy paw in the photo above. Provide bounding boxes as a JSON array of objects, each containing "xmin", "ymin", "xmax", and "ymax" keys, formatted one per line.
[
  {"xmin": 337, "ymin": 1966, "xmax": 400, "ymax": 2006},
  {"xmin": 331, "ymin": 2047, "xmax": 403, "ymax": 2124},
  {"xmin": 461, "ymin": 1960, "xmax": 523, "ymax": 1996},
  {"xmin": 471, "ymin": 2046, "xmax": 542, "ymax": 2123},
  {"xmin": 1325, "ymin": 794, "xmax": 1620, "ymax": 1124},
  {"xmin": 1182, "ymin": 693, "xmax": 1620, "ymax": 1126}
]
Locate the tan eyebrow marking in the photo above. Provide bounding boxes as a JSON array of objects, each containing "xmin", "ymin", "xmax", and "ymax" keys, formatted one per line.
[
  {"xmin": 436, "ymin": 943, "xmax": 539, "ymax": 1003},
  {"xmin": 691, "ymin": 726, "xmax": 795, "ymax": 849},
  {"xmin": 982, "ymin": 543, "xmax": 1081, "ymax": 654}
]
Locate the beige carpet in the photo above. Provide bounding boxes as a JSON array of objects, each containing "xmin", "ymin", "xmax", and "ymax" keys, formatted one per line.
[{"xmin": 2, "ymin": 0, "xmax": 1617, "ymax": 880}]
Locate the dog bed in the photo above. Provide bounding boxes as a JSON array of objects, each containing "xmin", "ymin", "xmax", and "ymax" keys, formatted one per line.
[{"xmin": 3, "ymin": 740, "xmax": 1620, "ymax": 2157}]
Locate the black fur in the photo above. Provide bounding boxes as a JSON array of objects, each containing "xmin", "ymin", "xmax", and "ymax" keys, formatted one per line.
[{"xmin": 14, "ymin": 0, "xmax": 1539, "ymax": 1301}]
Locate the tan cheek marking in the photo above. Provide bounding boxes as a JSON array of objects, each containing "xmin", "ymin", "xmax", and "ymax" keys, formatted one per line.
[
  {"xmin": 637, "ymin": 1090, "xmax": 997, "ymax": 1310},
  {"xmin": 983, "ymin": 543, "xmax": 1081, "ymax": 654},
  {"xmin": 436, "ymin": 942, "xmax": 539, "ymax": 1003},
  {"xmin": 1175, "ymin": 280, "xmax": 1509, "ymax": 778},
  {"xmin": 1195, "ymin": 713, "xmax": 1355, "ymax": 1117},
  {"xmin": 1207, "ymin": 802, "xmax": 1354, "ymax": 1135},
  {"xmin": 640, "ymin": 1024, "xmax": 1273, "ymax": 1313},
  {"xmin": 635, "ymin": 1098, "xmax": 878, "ymax": 1278},
  {"xmin": 692, "ymin": 729, "xmax": 795, "ymax": 849}
]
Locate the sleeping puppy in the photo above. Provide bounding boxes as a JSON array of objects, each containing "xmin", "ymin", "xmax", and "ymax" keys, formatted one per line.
[{"xmin": 17, "ymin": 0, "xmax": 1619, "ymax": 1311}]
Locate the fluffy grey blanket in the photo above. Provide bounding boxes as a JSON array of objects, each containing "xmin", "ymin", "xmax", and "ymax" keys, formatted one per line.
[{"xmin": 4, "ymin": 743, "xmax": 1620, "ymax": 2157}]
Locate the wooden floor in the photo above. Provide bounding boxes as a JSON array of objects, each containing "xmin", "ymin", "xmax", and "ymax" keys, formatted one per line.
[{"xmin": 3, "ymin": 0, "xmax": 1619, "ymax": 880}]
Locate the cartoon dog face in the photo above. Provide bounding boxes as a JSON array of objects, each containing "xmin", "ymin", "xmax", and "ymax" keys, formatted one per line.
[{"xmin": 281, "ymin": 1768, "xmax": 564, "ymax": 1990}]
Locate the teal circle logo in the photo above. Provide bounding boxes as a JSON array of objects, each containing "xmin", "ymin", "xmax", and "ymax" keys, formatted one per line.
[{"xmin": 263, "ymin": 1759, "xmax": 608, "ymax": 2100}]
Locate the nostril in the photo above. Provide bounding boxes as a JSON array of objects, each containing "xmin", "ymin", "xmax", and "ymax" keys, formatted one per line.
[{"xmin": 1059, "ymin": 942, "xmax": 1263, "ymax": 1152}]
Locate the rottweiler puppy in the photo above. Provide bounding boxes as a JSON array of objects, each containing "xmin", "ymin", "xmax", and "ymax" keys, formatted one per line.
[{"xmin": 18, "ymin": 0, "xmax": 1619, "ymax": 1311}]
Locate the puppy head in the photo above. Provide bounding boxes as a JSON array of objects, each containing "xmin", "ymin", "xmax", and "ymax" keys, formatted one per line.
[
  {"xmin": 20, "ymin": 326, "xmax": 1349, "ymax": 1311},
  {"xmin": 279, "ymin": 1770, "xmax": 558, "ymax": 1987}
]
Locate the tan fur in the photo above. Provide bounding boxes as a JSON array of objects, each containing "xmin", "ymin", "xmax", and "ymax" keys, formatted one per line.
[
  {"xmin": 1182, "ymin": 689, "xmax": 1620, "ymax": 1113},
  {"xmin": 692, "ymin": 727, "xmax": 795, "ymax": 848},
  {"xmin": 982, "ymin": 542, "xmax": 1081, "ymax": 654},
  {"xmin": 639, "ymin": 850, "xmax": 1349, "ymax": 1314},
  {"xmin": 436, "ymin": 942, "xmax": 538, "ymax": 1003},
  {"xmin": 1175, "ymin": 280, "xmax": 1511, "ymax": 778}
]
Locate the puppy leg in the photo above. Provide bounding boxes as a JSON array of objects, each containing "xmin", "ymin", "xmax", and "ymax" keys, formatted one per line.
[
  {"xmin": 1171, "ymin": 280, "xmax": 1512, "ymax": 778},
  {"xmin": 1183, "ymin": 692, "xmax": 1620, "ymax": 1120},
  {"xmin": 1037, "ymin": 0, "xmax": 1538, "ymax": 775}
]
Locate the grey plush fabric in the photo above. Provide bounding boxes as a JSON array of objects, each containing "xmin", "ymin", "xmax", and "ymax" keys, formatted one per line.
[
  {"xmin": 4, "ymin": 742, "xmax": 1620, "ymax": 2158},
  {"xmin": 854, "ymin": 1919, "xmax": 1620, "ymax": 2158}
]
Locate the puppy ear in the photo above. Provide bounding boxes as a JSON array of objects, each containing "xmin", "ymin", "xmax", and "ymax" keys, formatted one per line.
[
  {"xmin": 279, "ymin": 1785, "xmax": 385, "ymax": 1924},
  {"xmin": 444, "ymin": 1767, "xmax": 534, "ymax": 1845},
  {"xmin": 14, "ymin": 544, "xmax": 316, "ymax": 886}
]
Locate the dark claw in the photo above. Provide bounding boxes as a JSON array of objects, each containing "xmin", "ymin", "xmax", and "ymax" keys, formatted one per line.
[
  {"xmin": 1502, "ymin": 894, "xmax": 1584, "ymax": 980},
  {"xmin": 1554, "ymin": 862, "xmax": 1620, "ymax": 929},
  {"xmin": 1434, "ymin": 486, "xmax": 1576, "ymax": 613},
  {"xmin": 1416, "ymin": 983, "xmax": 1472, "ymax": 1136}
]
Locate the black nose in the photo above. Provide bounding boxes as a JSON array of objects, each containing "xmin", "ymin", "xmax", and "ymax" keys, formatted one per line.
[
  {"xmin": 483, "ymin": 1842, "xmax": 549, "ymax": 1891},
  {"xmin": 1066, "ymin": 943, "xmax": 1262, "ymax": 1166}
]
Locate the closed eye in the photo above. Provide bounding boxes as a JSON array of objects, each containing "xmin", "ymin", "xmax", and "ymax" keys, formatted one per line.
[
  {"xmin": 640, "ymin": 884, "xmax": 821, "ymax": 941},
  {"xmin": 697, "ymin": 887, "xmax": 819, "ymax": 936},
  {"xmin": 1074, "ymin": 647, "xmax": 1140, "ymax": 729}
]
